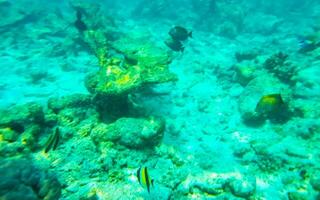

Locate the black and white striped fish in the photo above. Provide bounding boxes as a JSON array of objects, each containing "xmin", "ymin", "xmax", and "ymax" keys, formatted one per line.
[{"xmin": 137, "ymin": 167, "xmax": 154, "ymax": 194}]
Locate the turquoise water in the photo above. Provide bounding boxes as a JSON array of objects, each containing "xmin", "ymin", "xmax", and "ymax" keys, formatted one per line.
[{"xmin": 1, "ymin": 0, "xmax": 320, "ymax": 199}]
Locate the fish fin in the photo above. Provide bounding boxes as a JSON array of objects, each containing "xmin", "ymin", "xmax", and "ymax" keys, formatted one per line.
[
  {"xmin": 151, "ymin": 179, "xmax": 154, "ymax": 187},
  {"xmin": 137, "ymin": 167, "xmax": 141, "ymax": 184},
  {"xmin": 189, "ymin": 31, "xmax": 192, "ymax": 38},
  {"xmin": 52, "ymin": 127, "xmax": 60, "ymax": 151},
  {"xmin": 278, "ymin": 94, "xmax": 285, "ymax": 104},
  {"xmin": 145, "ymin": 167, "xmax": 150, "ymax": 193}
]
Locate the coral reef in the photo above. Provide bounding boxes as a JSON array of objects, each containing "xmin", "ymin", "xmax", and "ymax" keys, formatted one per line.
[
  {"xmin": 2, "ymin": 1, "xmax": 320, "ymax": 199},
  {"xmin": 83, "ymin": 31, "xmax": 177, "ymax": 121},
  {"xmin": 85, "ymin": 36, "xmax": 177, "ymax": 97}
]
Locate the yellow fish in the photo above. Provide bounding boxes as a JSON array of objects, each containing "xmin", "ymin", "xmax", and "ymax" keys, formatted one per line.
[
  {"xmin": 137, "ymin": 167, "xmax": 154, "ymax": 193},
  {"xmin": 255, "ymin": 94, "xmax": 284, "ymax": 115}
]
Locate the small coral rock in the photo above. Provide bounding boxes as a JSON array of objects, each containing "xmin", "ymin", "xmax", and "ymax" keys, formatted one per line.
[
  {"xmin": 91, "ymin": 117, "xmax": 165, "ymax": 149},
  {"xmin": 227, "ymin": 176, "xmax": 256, "ymax": 198},
  {"xmin": 234, "ymin": 64, "xmax": 256, "ymax": 86}
]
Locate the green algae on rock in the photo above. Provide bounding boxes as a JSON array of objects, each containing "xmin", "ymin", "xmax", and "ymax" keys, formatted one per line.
[
  {"xmin": 85, "ymin": 36, "xmax": 177, "ymax": 97},
  {"xmin": 0, "ymin": 103, "xmax": 46, "ymax": 156},
  {"xmin": 83, "ymin": 33, "xmax": 177, "ymax": 121},
  {"xmin": 91, "ymin": 117, "xmax": 165, "ymax": 149}
]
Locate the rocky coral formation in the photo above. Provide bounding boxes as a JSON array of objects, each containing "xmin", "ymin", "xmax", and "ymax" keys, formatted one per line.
[
  {"xmin": 82, "ymin": 27, "xmax": 177, "ymax": 121},
  {"xmin": 0, "ymin": 156, "xmax": 61, "ymax": 200},
  {"xmin": 263, "ymin": 52, "xmax": 298, "ymax": 85},
  {"xmin": 0, "ymin": 103, "xmax": 45, "ymax": 156},
  {"xmin": 172, "ymin": 172, "xmax": 257, "ymax": 199},
  {"xmin": 91, "ymin": 117, "xmax": 165, "ymax": 149},
  {"xmin": 85, "ymin": 35, "xmax": 177, "ymax": 97}
]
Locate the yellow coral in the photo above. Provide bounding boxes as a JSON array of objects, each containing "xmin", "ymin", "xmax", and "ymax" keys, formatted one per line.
[
  {"xmin": 106, "ymin": 65, "xmax": 123, "ymax": 76},
  {"xmin": 97, "ymin": 50, "xmax": 108, "ymax": 67},
  {"xmin": 259, "ymin": 95, "xmax": 279, "ymax": 105},
  {"xmin": 116, "ymin": 74, "xmax": 131, "ymax": 85}
]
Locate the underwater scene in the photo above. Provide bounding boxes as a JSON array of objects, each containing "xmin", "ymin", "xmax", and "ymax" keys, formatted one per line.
[{"xmin": 1, "ymin": 0, "xmax": 320, "ymax": 199}]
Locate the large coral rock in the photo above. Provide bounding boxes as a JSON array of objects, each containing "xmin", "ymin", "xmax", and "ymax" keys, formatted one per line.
[
  {"xmin": 0, "ymin": 157, "xmax": 61, "ymax": 200},
  {"xmin": 91, "ymin": 117, "xmax": 165, "ymax": 149},
  {"xmin": 85, "ymin": 36, "xmax": 177, "ymax": 97}
]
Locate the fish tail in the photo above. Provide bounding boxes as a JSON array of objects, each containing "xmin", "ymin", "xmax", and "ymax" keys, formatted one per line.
[
  {"xmin": 137, "ymin": 167, "xmax": 141, "ymax": 185},
  {"xmin": 52, "ymin": 127, "xmax": 60, "ymax": 151}
]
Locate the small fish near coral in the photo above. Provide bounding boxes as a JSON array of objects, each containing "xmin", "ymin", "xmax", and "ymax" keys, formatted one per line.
[
  {"xmin": 169, "ymin": 26, "xmax": 192, "ymax": 41},
  {"xmin": 165, "ymin": 26, "xmax": 192, "ymax": 52},
  {"xmin": 255, "ymin": 94, "xmax": 287, "ymax": 116},
  {"xmin": 43, "ymin": 127, "xmax": 60, "ymax": 153},
  {"xmin": 137, "ymin": 166, "xmax": 154, "ymax": 194},
  {"xmin": 165, "ymin": 37, "xmax": 185, "ymax": 52}
]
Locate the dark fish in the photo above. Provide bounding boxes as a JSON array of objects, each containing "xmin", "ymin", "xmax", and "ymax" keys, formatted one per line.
[
  {"xmin": 169, "ymin": 26, "xmax": 192, "ymax": 41},
  {"xmin": 137, "ymin": 167, "xmax": 154, "ymax": 194},
  {"xmin": 74, "ymin": 9, "xmax": 87, "ymax": 32},
  {"xmin": 165, "ymin": 38, "xmax": 184, "ymax": 52},
  {"xmin": 44, "ymin": 127, "xmax": 60, "ymax": 153}
]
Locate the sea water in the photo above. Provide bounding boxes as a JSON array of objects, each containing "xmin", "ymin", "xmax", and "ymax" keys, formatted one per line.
[{"xmin": 0, "ymin": 0, "xmax": 320, "ymax": 199}]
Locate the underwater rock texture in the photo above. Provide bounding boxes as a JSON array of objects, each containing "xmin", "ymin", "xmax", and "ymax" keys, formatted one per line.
[
  {"xmin": 0, "ymin": 102, "xmax": 44, "ymax": 130},
  {"xmin": 0, "ymin": 103, "xmax": 45, "ymax": 156},
  {"xmin": 0, "ymin": 0, "xmax": 38, "ymax": 29},
  {"xmin": 91, "ymin": 117, "xmax": 165, "ymax": 149},
  {"xmin": 0, "ymin": 157, "xmax": 61, "ymax": 200},
  {"xmin": 1, "ymin": 0, "xmax": 320, "ymax": 199}
]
